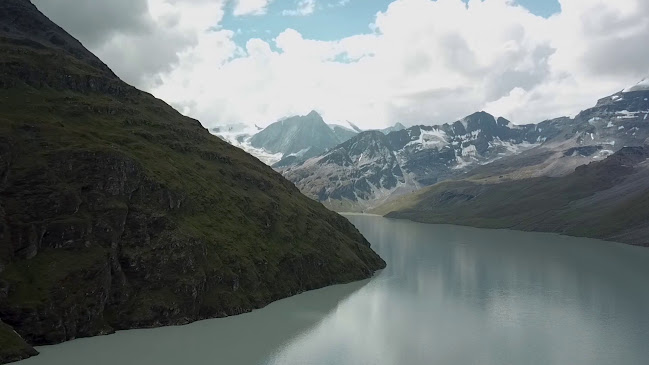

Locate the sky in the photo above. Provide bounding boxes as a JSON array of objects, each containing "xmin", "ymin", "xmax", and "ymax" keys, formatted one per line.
[{"xmin": 33, "ymin": 0, "xmax": 649, "ymax": 130}]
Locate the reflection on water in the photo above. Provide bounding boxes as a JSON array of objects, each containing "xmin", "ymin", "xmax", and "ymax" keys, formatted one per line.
[
  {"xmin": 19, "ymin": 278, "xmax": 370, "ymax": 365},
  {"xmin": 18, "ymin": 215, "xmax": 649, "ymax": 365},
  {"xmin": 265, "ymin": 215, "xmax": 649, "ymax": 365}
]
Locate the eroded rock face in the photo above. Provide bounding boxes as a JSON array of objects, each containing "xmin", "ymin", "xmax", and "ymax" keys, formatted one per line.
[{"xmin": 0, "ymin": 1, "xmax": 385, "ymax": 362}]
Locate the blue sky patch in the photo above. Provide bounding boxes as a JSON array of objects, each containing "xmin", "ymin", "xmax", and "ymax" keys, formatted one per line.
[{"xmin": 220, "ymin": 0, "xmax": 561, "ymax": 49}]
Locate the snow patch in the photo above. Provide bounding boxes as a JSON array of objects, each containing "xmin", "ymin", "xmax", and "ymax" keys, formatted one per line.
[
  {"xmin": 461, "ymin": 144, "xmax": 477, "ymax": 157},
  {"xmin": 454, "ymin": 155, "xmax": 470, "ymax": 169},
  {"xmin": 406, "ymin": 128, "xmax": 449, "ymax": 151},
  {"xmin": 623, "ymin": 77, "xmax": 649, "ymax": 93},
  {"xmin": 288, "ymin": 147, "xmax": 311, "ymax": 158},
  {"xmin": 210, "ymin": 127, "xmax": 284, "ymax": 165},
  {"xmin": 593, "ymin": 150, "xmax": 615, "ymax": 160},
  {"xmin": 492, "ymin": 137, "xmax": 540, "ymax": 154},
  {"xmin": 616, "ymin": 110, "xmax": 638, "ymax": 119}
]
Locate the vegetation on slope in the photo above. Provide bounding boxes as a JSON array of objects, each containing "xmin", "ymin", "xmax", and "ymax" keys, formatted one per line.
[
  {"xmin": 0, "ymin": 320, "xmax": 37, "ymax": 364},
  {"xmin": 0, "ymin": 1, "xmax": 385, "ymax": 362},
  {"xmin": 375, "ymin": 147, "xmax": 649, "ymax": 246}
]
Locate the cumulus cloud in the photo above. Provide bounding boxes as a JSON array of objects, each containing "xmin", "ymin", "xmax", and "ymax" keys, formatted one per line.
[
  {"xmin": 32, "ymin": 0, "xmax": 151, "ymax": 47},
  {"xmin": 282, "ymin": 0, "xmax": 317, "ymax": 16},
  {"xmin": 34, "ymin": 0, "xmax": 649, "ymax": 129},
  {"xmin": 33, "ymin": 0, "xmax": 227, "ymax": 88},
  {"xmin": 233, "ymin": 0, "xmax": 273, "ymax": 16}
]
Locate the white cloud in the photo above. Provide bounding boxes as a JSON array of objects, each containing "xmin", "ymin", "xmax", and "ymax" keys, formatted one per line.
[
  {"xmin": 33, "ymin": 0, "xmax": 227, "ymax": 88},
  {"xmin": 35, "ymin": 0, "xmax": 649, "ymax": 129},
  {"xmin": 282, "ymin": 0, "xmax": 317, "ymax": 16},
  {"xmin": 152, "ymin": 0, "xmax": 649, "ymax": 129},
  {"xmin": 233, "ymin": 0, "xmax": 273, "ymax": 16}
]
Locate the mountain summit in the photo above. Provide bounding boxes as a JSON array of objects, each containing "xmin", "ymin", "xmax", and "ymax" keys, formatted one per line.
[{"xmin": 250, "ymin": 110, "xmax": 341, "ymax": 162}]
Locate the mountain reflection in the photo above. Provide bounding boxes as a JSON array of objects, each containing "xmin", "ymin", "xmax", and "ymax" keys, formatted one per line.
[{"xmin": 17, "ymin": 216, "xmax": 649, "ymax": 365}]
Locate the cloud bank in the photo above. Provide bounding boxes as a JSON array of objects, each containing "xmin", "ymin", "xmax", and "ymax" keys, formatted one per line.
[{"xmin": 33, "ymin": 0, "xmax": 649, "ymax": 129}]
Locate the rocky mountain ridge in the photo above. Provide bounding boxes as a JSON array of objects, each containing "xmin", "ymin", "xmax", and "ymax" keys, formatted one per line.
[
  {"xmin": 0, "ymin": 1, "xmax": 385, "ymax": 363},
  {"xmin": 212, "ymin": 113, "xmax": 406, "ymax": 167},
  {"xmin": 280, "ymin": 86, "xmax": 649, "ymax": 211}
]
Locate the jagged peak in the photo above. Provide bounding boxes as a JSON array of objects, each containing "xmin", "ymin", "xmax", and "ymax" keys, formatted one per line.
[
  {"xmin": 335, "ymin": 129, "xmax": 389, "ymax": 150},
  {"xmin": 357, "ymin": 129, "xmax": 388, "ymax": 139},
  {"xmin": 464, "ymin": 111, "xmax": 496, "ymax": 121},
  {"xmin": 306, "ymin": 110, "xmax": 321, "ymax": 118}
]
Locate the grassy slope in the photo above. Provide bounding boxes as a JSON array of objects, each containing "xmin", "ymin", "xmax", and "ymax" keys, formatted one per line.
[
  {"xmin": 0, "ymin": 320, "xmax": 37, "ymax": 364},
  {"xmin": 0, "ymin": 1, "xmax": 385, "ymax": 361},
  {"xmin": 374, "ymin": 149, "xmax": 649, "ymax": 245}
]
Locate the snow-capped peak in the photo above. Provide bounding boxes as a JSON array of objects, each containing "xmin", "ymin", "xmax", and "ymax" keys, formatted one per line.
[{"xmin": 622, "ymin": 77, "xmax": 649, "ymax": 93}]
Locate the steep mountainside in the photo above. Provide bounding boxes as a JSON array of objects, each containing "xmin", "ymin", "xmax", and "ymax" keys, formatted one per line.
[
  {"xmin": 379, "ymin": 122, "xmax": 406, "ymax": 135},
  {"xmin": 250, "ymin": 111, "xmax": 341, "ymax": 163},
  {"xmin": 329, "ymin": 124, "xmax": 358, "ymax": 143},
  {"xmin": 376, "ymin": 147, "xmax": 649, "ymax": 246},
  {"xmin": 282, "ymin": 112, "xmax": 551, "ymax": 210},
  {"xmin": 281, "ymin": 88, "xmax": 649, "ymax": 211},
  {"xmin": 465, "ymin": 87, "xmax": 649, "ymax": 183},
  {"xmin": 283, "ymin": 131, "xmax": 412, "ymax": 211},
  {"xmin": 212, "ymin": 118, "xmax": 404, "ymax": 169},
  {"xmin": 0, "ymin": 1, "xmax": 385, "ymax": 362},
  {"xmin": 209, "ymin": 124, "xmax": 283, "ymax": 166}
]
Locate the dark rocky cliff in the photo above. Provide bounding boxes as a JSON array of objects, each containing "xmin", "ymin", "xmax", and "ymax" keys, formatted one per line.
[{"xmin": 0, "ymin": 1, "xmax": 385, "ymax": 362}]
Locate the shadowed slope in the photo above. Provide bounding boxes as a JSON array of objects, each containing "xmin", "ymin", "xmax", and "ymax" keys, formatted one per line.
[
  {"xmin": 377, "ymin": 147, "xmax": 649, "ymax": 246},
  {"xmin": 0, "ymin": 1, "xmax": 385, "ymax": 362}
]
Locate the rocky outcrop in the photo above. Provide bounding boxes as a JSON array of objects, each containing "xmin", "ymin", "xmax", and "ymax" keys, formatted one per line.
[
  {"xmin": 0, "ymin": 320, "xmax": 37, "ymax": 364},
  {"xmin": 0, "ymin": 1, "xmax": 385, "ymax": 362}
]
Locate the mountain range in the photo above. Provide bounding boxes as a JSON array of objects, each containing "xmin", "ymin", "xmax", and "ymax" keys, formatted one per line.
[
  {"xmin": 209, "ymin": 73, "xmax": 649, "ymax": 241},
  {"xmin": 375, "ymin": 145, "xmax": 649, "ymax": 246},
  {"xmin": 0, "ymin": 1, "xmax": 384, "ymax": 363},
  {"xmin": 211, "ymin": 112, "xmax": 405, "ymax": 167},
  {"xmin": 368, "ymin": 81, "xmax": 649, "ymax": 245},
  {"xmin": 277, "ymin": 85, "xmax": 649, "ymax": 211}
]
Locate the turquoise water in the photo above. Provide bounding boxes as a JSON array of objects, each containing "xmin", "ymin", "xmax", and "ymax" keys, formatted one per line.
[{"xmin": 18, "ymin": 215, "xmax": 649, "ymax": 364}]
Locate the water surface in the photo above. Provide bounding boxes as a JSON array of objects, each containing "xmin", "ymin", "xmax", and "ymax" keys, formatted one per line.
[{"xmin": 18, "ymin": 215, "xmax": 649, "ymax": 364}]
